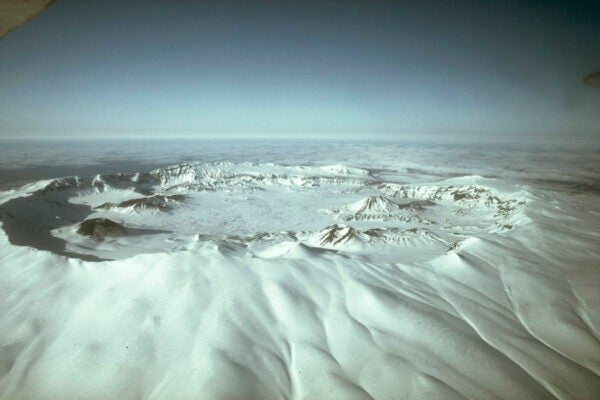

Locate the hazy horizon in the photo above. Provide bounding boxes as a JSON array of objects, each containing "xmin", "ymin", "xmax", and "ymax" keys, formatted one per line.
[
  {"xmin": 1, "ymin": 2, "xmax": 600, "ymax": 399},
  {"xmin": 1, "ymin": 0, "xmax": 599, "ymax": 141}
]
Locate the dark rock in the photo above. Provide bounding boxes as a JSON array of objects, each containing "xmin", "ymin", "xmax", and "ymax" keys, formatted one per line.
[{"xmin": 77, "ymin": 218, "xmax": 127, "ymax": 240}]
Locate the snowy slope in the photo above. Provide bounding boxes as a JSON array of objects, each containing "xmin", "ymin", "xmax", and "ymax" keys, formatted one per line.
[{"xmin": 0, "ymin": 143, "xmax": 599, "ymax": 400}]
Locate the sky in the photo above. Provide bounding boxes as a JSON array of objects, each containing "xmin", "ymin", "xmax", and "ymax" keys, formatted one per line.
[{"xmin": 0, "ymin": 0, "xmax": 599, "ymax": 141}]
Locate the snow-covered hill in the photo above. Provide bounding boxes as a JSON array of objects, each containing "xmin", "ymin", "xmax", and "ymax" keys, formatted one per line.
[{"xmin": 0, "ymin": 148, "xmax": 598, "ymax": 400}]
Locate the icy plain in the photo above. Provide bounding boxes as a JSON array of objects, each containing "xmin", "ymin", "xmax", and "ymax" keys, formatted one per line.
[{"xmin": 0, "ymin": 140, "xmax": 599, "ymax": 400}]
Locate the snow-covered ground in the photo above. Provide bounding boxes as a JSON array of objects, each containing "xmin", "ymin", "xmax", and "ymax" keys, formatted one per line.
[{"xmin": 0, "ymin": 141, "xmax": 598, "ymax": 399}]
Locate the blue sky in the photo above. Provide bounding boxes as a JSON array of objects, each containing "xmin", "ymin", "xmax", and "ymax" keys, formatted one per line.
[{"xmin": 0, "ymin": 0, "xmax": 599, "ymax": 141}]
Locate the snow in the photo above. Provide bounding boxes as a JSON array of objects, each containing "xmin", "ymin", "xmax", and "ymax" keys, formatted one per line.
[{"xmin": 0, "ymin": 141, "xmax": 599, "ymax": 399}]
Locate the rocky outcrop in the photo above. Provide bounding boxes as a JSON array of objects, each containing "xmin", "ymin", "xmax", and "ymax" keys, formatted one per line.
[{"xmin": 77, "ymin": 218, "xmax": 127, "ymax": 240}]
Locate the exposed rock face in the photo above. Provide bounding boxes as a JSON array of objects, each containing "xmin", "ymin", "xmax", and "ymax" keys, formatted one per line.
[
  {"xmin": 0, "ymin": 162, "xmax": 529, "ymax": 261},
  {"xmin": 312, "ymin": 224, "xmax": 450, "ymax": 250},
  {"xmin": 348, "ymin": 195, "xmax": 400, "ymax": 213},
  {"xmin": 316, "ymin": 224, "xmax": 364, "ymax": 246},
  {"xmin": 329, "ymin": 195, "xmax": 433, "ymax": 224},
  {"xmin": 96, "ymin": 194, "xmax": 186, "ymax": 212},
  {"xmin": 77, "ymin": 218, "xmax": 127, "ymax": 240}
]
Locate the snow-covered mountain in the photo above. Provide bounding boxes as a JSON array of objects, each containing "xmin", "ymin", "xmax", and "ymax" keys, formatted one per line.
[
  {"xmin": 0, "ymin": 148, "xmax": 598, "ymax": 400},
  {"xmin": 96, "ymin": 194, "xmax": 185, "ymax": 212},
  {"xmin": 0, "ymin": 162, "xmax": 530, "ymax": 261}
]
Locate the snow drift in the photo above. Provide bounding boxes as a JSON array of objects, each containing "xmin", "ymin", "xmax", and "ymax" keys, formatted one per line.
[{"xmin": 0, "ymin": 151, "xmax": 598, "ymax": 400}]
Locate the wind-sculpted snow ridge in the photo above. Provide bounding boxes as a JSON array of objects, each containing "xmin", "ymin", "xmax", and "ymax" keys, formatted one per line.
[{"xmin": 1, "ymin": 158, "xmax": 599, "ymax": 400}]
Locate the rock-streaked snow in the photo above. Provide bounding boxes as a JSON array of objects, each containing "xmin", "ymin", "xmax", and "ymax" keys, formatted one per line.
[{"xmin": 0, "ymin": 142, "xmax": 598, "ymax": 400}]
